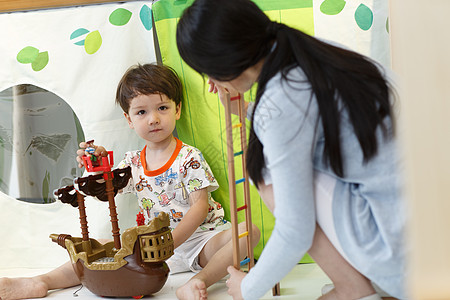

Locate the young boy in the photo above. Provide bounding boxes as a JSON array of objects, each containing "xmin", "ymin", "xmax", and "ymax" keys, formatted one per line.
[{"xmin": 0, "ymin": 64, "xmax": 260, "ymax": 300}]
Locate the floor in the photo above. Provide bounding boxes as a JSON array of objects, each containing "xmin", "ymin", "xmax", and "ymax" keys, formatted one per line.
[{"xmin": 2, "ymin": 263, "xmax": 331, "ymax": 299}]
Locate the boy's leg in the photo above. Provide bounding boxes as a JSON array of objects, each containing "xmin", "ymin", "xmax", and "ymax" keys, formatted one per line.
[
  {"xmin": 176, "ymin": 222, "xmax": 260, "ymax": 300},
  {"xmin": 0, "ymin": 261, "xmax": 80, "ymax": 300},
  {"xmin": 198, "ymin": 222, "xmax": 260, "ymax": 286}
]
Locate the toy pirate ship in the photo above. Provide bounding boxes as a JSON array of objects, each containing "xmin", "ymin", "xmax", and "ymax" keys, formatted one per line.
[{"xmin": 51, "ymin": 149, "xmax": 174, "ymax": 297}]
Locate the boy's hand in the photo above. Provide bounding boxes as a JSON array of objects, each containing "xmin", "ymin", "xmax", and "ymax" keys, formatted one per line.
[
  {"xmin": 226, "ymin": 266, "xmax": 245, "ymax": 300},
  {"xmin": 76, "ymin": 140, "xmax": 108, "ymax": 168}
]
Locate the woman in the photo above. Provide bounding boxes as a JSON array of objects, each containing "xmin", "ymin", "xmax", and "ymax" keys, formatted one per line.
[{"xmin": 176, "ymin": 0, "xmax": 407, "ymax": 299}]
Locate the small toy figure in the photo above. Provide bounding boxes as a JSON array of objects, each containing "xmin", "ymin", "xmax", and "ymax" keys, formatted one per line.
[
  {"xmin": 81, "ymin": 140, "xmax": 114, "ymax": 175},
  {"xmin": 84, "ymin": 140, "xmax": 99, "ymax": 165}
]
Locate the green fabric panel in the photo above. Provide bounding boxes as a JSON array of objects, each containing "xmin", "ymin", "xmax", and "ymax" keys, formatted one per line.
[
  {"xmin": 153, "ymin": 0, "xmax": 313, "ymax": 21},
  {"xmin": 153, "ymin": 0, "xmax": 314, "ymax": 263}
]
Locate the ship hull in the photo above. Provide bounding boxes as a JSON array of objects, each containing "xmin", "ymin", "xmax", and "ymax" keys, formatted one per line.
[
  {"xmin": 73, "ymin": 258, "xmax": 169, "ymax": 297},
  {"xmin": 50, "ymin": 213, "xmax": 174, "ymax": 297}
]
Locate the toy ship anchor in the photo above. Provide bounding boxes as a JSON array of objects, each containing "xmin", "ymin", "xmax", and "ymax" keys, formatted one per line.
[{"xmin": 51, "ymin": 150, "xmax": 174, "ymax": 297}]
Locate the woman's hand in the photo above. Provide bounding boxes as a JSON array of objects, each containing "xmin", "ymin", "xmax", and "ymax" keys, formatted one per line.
[
  {"xmin": 76, "ymin": 140, "xmax": 108, "ymax": 168},
  {"xmin": 208, "ymin": 78, "xmax": 247, "ymax": 116},
  {"xmin": 207, "ymin": 78, "xmax": 220, "ymax": 94},
  {"xmin": 208, "ymin": 78, "xmax": 234, "ymax": 106},
  {"xmin": 226, "ymin": 266, "xmax": 246, "ymax": 300}
]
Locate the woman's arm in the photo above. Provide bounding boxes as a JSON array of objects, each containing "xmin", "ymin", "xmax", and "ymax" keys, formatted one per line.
[{"xmin": 240, "ymin": 72, "xmax": 320, "ymax": 300}]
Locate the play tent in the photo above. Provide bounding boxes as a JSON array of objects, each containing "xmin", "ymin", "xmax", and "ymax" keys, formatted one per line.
[{"xmin": 0, "ymin": 0, "xmax": 390, "ymax": 269}]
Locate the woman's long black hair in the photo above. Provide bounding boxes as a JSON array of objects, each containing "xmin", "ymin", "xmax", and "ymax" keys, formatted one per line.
[{"xmin": 177, "ymin": 0, "xmax": 393, "ymax": 187}]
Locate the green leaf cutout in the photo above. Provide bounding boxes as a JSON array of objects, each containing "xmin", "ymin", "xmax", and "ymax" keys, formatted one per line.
[
  {"xmin": 31, "ymin": 51, "xmax": 49, "ymax": 71},
  {"xmin": 140, "ymin": 5, "xmax": 152, "ymax": 31},
  {"xmin": 17, "ymin": 46, "xmax": 39, "ymax": 64},
  {"xmin": 355, "ymin": 4, "xmax": 373, "ymax": 31},
  {"xmin": 70, "ymin": 28, "xmax": 90, "ymax": 46},
  {"xmin": 84, "ymin": 30, "xmax": 102, "ymax": 55},
  {"xmin": 42, "ymin": 170, "xmax": 50, "ymax": 203},
  {"xmin": 320, "ymin": 0, "xmax": 346, "ymax": 15},
  {"xmin": 109, "ymin": 8, "xmax": 132, "ymax": 26}
]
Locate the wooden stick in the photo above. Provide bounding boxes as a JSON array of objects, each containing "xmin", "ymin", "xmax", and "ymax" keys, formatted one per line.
[
  {"xmin": 225, "ymin": 92, "xmax": 280, "ymax": 295},
  {"xmin": 272, "ymin": 282, "xmax": 281, "ymax": 296},
  {"xmin": 76, "ymin": 191, "xmax": 93, "ymax": 255},
  {"xmin": 238, "ymin": 93, "xmax": 254, "ymax": 269},
  {"xmin": 104, "ymin": 170, "xmax": 121, "ymax": 249},
  {"xmin": 224, "ymin": 92, "xmax": 240, "ymax": 269},
  {"xmin": 76, "ymin": 191, "xmax": 89, "ymax": 242}
]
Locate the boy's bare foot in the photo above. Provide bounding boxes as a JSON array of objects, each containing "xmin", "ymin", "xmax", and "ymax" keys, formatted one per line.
[
  {"xmin": 0, "ymin": 277, "xmax": 48, "ymax": 300},
  {"xmin": 176, "ymin": 278, "xmax": 207, "ymax": 300}
]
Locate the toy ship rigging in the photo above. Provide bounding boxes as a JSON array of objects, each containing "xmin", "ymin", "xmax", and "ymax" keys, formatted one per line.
[{"xmin": 51, "ymin": 149, "xmax": 174, "ymax": 297}]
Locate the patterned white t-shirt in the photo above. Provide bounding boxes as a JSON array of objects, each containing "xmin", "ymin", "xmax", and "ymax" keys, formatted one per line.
[{"xmin": 117, "ymin": 138, "xmax": 228, "ymax": 232}]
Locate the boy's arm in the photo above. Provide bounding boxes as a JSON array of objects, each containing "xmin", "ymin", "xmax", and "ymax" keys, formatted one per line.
[{"xmin": 171, "ymin": 188, "xmax": 210, "ymax": 249}]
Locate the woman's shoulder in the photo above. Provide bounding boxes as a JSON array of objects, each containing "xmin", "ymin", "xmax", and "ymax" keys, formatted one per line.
[
  {"xmin": 252, "ymin": 67, "xmax": 320, "ymax": 143},
  {"xmin": 258, "ymin": 66, "xmax": 318, "ymax": 118},
  {"xmin": 264, "ymin": 67, "xmax": 313, "ymax": 105},
  {"xmin": 266, "ymin": 66, "xmax": 308, "ymax": 89}
]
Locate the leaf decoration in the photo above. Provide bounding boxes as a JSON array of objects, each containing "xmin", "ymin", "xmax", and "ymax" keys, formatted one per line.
[
  {"xmin": 320, "ymin": 0, "xmax": 346, "ymax": 15},
  {"xmin": 25, "ymin": 133, "xmax": 71, "ymax": 161},
  {"xmin": 17, "ymin": 47, "xmax": 49, "ymax": 71},
  {"xmin": 70, "ymin": 28, "xmax": 90, "ymax": 46},
  {"xmin": 0, "ymin": 125, "xmax": 13, "ymax": 151},
  {"xmin": 84, "ymin": 30, "xmax": 102, "ymax": 54},
  {"xmin": 355, "ymin": 4, "xmax": 373, "ymax": 31},
  {"xmin": 17, "ymin": 46, "xmax": 39, "ymax": 64},
  {"xmin": 42, "ymin": 170, "xmax": 51, "ymax": 203},
  {"xmin": 140, "ymin": 5, "xmax": 152, "ymax": 31},
  {"xmin": 31, "ymin": 51, "xmax": 49, "ymax": 72},
  {"xmin": 109, "ymin": 8, "xmax": 132, "ymax": 26}
]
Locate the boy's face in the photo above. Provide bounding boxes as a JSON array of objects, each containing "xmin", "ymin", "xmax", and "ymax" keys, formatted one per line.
[{"xmin": 124, "ymin": 93, "xmax": 181, "ymax": 145}]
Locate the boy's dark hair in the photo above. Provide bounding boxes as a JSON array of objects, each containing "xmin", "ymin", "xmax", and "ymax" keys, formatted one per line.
[{"xmin": 116, "ymin": 63, "xmax": 183, "ymax": 113}]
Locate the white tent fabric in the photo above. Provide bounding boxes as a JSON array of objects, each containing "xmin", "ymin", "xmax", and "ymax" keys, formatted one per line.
[
  {"xmin": 313, "ymin": 0, "xmax": 391, "ymax": 67},
  {"xmin": 0, "ymin": 1, "xmax": 155, "ymax": 269}
]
